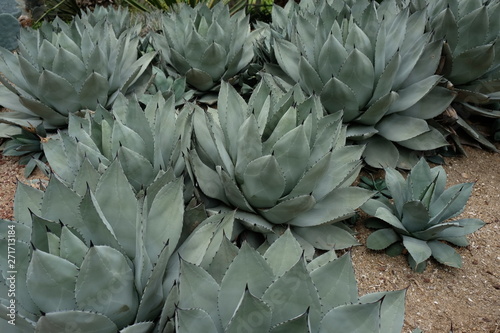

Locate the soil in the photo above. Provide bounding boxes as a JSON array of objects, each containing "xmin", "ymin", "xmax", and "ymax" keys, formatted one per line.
[{"xmin": 0, "ymin": 145, "xmax": 498, "ymax": 333}]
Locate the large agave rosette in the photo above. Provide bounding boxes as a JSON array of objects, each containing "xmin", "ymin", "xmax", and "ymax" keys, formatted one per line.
[
  {"xmin": 265, "ymin": 0, "xmax": 456, "ymax": 168},
  {"xmin": 0, "ymin": 9, "xmax": 155, "ymax": 134},
  {"xmin": 189, "ymin": 79, "xmax": 373, "ymax": 252}
]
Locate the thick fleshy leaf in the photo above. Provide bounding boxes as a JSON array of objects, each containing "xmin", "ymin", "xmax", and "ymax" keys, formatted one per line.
[
  {"xmin": 399, "ymin": 86, "xmax": 456, "ymax": 120},
  {"xmin": 429, "ymin": 183, "xmax": 474, "ymax": 224},
  {"xmin": 78, "ymin": 189, "xmax": 122, "ymax": 249},
  {"xmin": 175, "ymin": 308, "xmax": 218, "ymax": 333},
  {"xmin": 59, "ymin": 226, "xmax": 88, "ymax": 267},
  {"xmin": 190, "ymin": 151, "xmax": 228, "ymax": 204},
  {"xmin": 396, "ymin": 127, "xmax": 449, "ymax": 151},
  {"xmin": 319, "ymin": 302, "xmax": 380, "ymax": 333},
  {"xmin": 359, "ymin": 290, "xmax": 406, "ymax": 333},
  {"xmin": 219, "ymin": 168, "xmax": 255, "ymax": 212},
  {"xmin": 431, "ymin": 8, "xmax": 458, "ymax": 52},
  {"xmin": 274, "ymin": 38, "xmax": 301, "ymax": 82},
  {"xmin": 75, "ymin": 246, "xmax": 138, "ymax": 328},
  {"xmin": 374, "ymin": 207, "xmax": 407, "ymax": 234},
  {"xmin": 262, "ymin": 259, "xmax": 322, "ymax": 331},
  {"xmin": 357, "ymin": 92, "xmax": 399, "ymax": 126},
  {"xmin": 338, "ymin": 49, "xmax": 375, "ymax": 108},
  {"xmin": 225, "ymin": 289, "xmax": 272, "ymax": 333},
  {"xmin": 269, "ymin": 310, "xmax": 310, "ymax": 333},
  {"xmin": 389, "ymin": 75, "xmax": 441, "ymax": 113},
  {"xmin": 294, "ymin": 224, "xmax": 359, "ymax": 250},
  {"xmin": 135, "ymin": 243, "xmax": 172, "ymax": 323},
  {"xmin": 35, "ymin": 311, "xmax": 118, "ymax": 333},
  {"xmin": 401, "ymin": 201, "xmax": 430, "ymax": 233},
  {"xmin": 219, "ymin": 242, "xmax": 274, "ymax": 328},
  {"xmin": 206, "ymin": 237, "xmax": 239, "ymax": 283},
  {"xmin": 376, "ymin": 115, "xmax": 430, "ymax": 142},
  {"xmin": 241, "ymin": 155, "xmax": 286, "ymax": 208},
  {"xmin": 199, "ymin": 42, "xmax": 226, "ymax": 80},
  {"xmin": 449, "ymin": 44, "xmax": 495, "ymax": 85},
  {"xmin": 320, "ymin": 77, "xmax": 360, "ymax": 120},
  {"xmin": 95, "ymin": 160, "xmax": 138, "ymax": 258},
  {"xmin": 455, "ymin": 6, "xmax": 489, "ymax": 55},
  {"xmin": 402, "ymin": 235, "xmax": 432, "ymax": 266},
  {"xmin": 259, "ymin": 194, "xmax": 316, "ymax": 225},
  {"xmin": 186, "ymin": 68, "xmax": 214, "ymax": 91},
  {"xmin": 311, "ymin": 254, "xmax": 358, "ymax": 311},
  {"xmin": 428, "ymin": 240, "xmax": 462, "ymax": 268},
  {"xmin": 145, "ymin": 177, "xmax": 184, "ymax": 264},
  {"xmin": 119, "ymin": 322, "xmax": 154, "ymax": 333},
  {"xmin": 263, "ymin": 229, "xmax": 303, "ymax": 277},
  {"xmin": 234, "ymin": 115, "xmax": 263, "ymax": 183},
  {"xmin": 178, "ymin": 260, "xmax": 220, "ymax": 330},
  {"xmin": 282, "ymin": 152, "xmax": 331, "ymax": 201},
  {"xmin": 272, "ymin": 125, "xmax": 310, "ymax": 194},
  {"xmin": 14, "ymin": 181, "xmax": 43, "ymax": 227},
  {"xmin": 318, "ymin": 34, "xmax": 348, "ymax": 82},
  {"xmin": 366, "ymin": 228, "xmax": 400, "ymax": 250},
  {"xmin": 38, "ymin": 70, "xmax": 80, "ymax": 115},
  {"xmin": 118, "ymin": 146, "xmax": 156, "ymax": 191},
  {"xmin": 27, "ymin": 249, "xmax": 78, "ymax": 313},
  {"xmin": 433, "ymin": 218, "xmax": 485, "ymax": 239},
  {"xmin": 288, "ymin": 187, "xmax": 373, "ymax": 227},
  {"xmin": 362, "ymin": 136, "xmax": 399, "ymax": 168},
  {"xmin": 298, "ymin": 56, "xmax": 323, "ymax": 95}
]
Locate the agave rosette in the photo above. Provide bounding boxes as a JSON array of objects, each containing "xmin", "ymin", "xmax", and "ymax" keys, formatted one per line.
[
  {"xmin": 412, "ymin": 0, "xmax": 500, "ymax": 151},
  {"xmin": 362, "ymin": 158, "xmax": 485, "ymax": 272},
  {"xmin": 161, "ymin": 230, "xmax": 406, "ymax": 333},
  {"xmin": 266, "ymin": 0, "xmax": 456, "ymax": 168},
  {"xmin": 189, "ymin": 79, "xmax": 373, "ymax": 252},
  {"xmin": 0, "ymin": 158, "xmax": 184, "ymax": 332},
  {"xmin": 0, "ymin": 10, "xmax": 155, "ymax": 134},
  {"xmin": 151, "ymin": 2, "xmax": 256, "ymax": 93},
  {"xmin": 42, "ymin": 92, "xmax": 192, "ymax": 193}
]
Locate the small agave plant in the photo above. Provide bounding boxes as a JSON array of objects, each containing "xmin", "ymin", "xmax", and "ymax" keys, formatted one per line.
[
  {"xmin": 151, "ymin": 2, "xmax": 257, "ymax": 94},
  {"xmin": 362, "ymin": 158, "xmax": 485, "ymax": 272},
  {"xmin": 160, "ymin": 230, "xmax": 406, "ymax": 333},
  {"xmin": 0, "ymin": 158, "xmax": 185, "ymax": 332},
  {"xmin": 189, "ymin": 78, "xmax": 373, "ymax": 254},
  {"xmin": 0, "ymin": 8, "xmax": 155, "ymax": 135},
  {"xmin": 265, "ymin": 0, "xmax": 456, "ymax": 169},
  {"xmin": 42, "ymin": 93, "xmax": 192, "ymax": 193},
  {"xmin": 412, "ymin": 0, "xmax": 500, "ymax": 151}
]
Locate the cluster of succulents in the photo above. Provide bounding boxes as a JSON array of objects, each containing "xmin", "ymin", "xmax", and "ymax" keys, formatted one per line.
[
  {"xmin": 0, "ymin": 9, "xmax": 154, "ymax": 133},
  {"xmin": 152, "ymin": 3, "xmax": 257, "ymax": 94},
  {"xmin": 166, "ymin": 230, "xmax": 406, "ymax": 333},
  {"xmin": 409, "ymin": 0, "xmax": 500, "ymax": 152},
  {"xmin": 0, "ymin": 1, "xmax": 492, "ymax": 331},
  {"xmin": 264, "ymin": 0, "xmax": 456, "ymax": 169},
  {"xmin": 190, "ymin": 78, "xmax": 372, "ymax": 253}
]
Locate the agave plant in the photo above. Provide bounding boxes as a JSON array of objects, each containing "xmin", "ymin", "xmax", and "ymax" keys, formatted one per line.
[
  {"xmin": 1, "ymin": 123, "xmax": 49, "ymax": 177},
  {"xmin": 411, "ymin": 0, "xmax": 500, "ymax": 152},
  {"xmin": 159, "ymin": 230, "xmax": 406, "ymax": 333},
  {"xmin": 0, "ymin": 9, "xmax": 155, "ymax": 135},
  {"xmin": 0, "ymin": 157, "xmax": 185, "ymax": 332},
  {"xmin": 141, "ymin": 66, "xmax": 195, "ymax": 106},
  {"xmin": 42, "ymin": 93, "xmax": 192, "ymax": 193},
  {"xmin": 264, "ymin": 0, "xmax": 456, "ymax": 169},
  {"xmin": 361, "ymin": 158, "xmax": 485, "ymax": 272},
  {"xmin": 151, "ymin": 2, "xmax": 256, "ymax": 93},
  {"xmin": 189, "ymin": 78, "xmax": 373, "ymax": 253}
]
